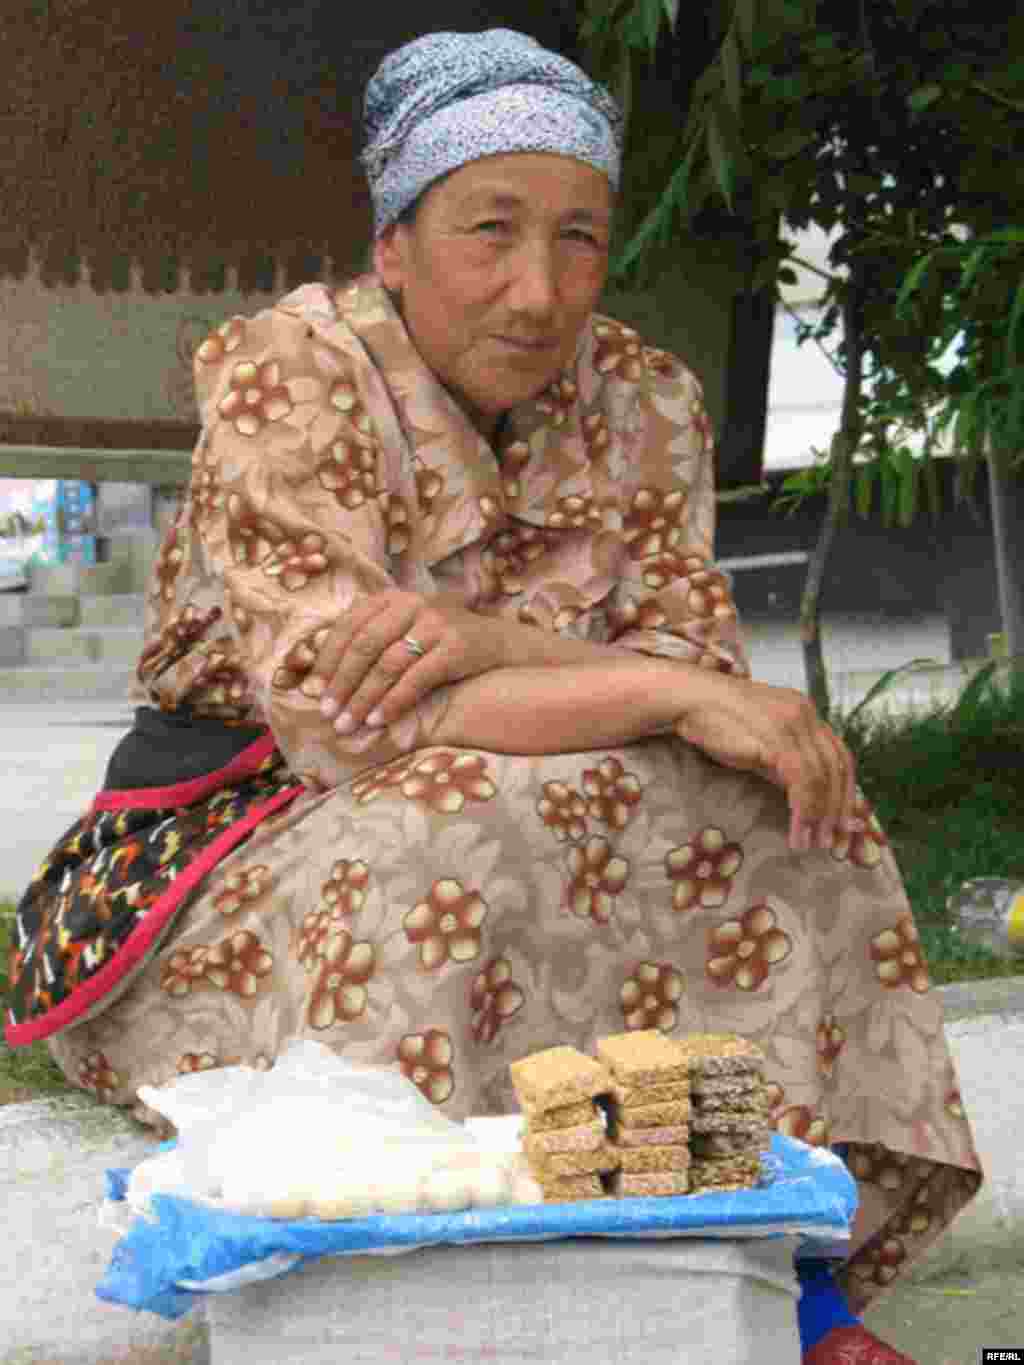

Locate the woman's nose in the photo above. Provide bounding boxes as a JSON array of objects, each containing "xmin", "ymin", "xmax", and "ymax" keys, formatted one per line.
[{"xmin": 505, "ymin": 246, "xmax": 557, "ymax": 318}]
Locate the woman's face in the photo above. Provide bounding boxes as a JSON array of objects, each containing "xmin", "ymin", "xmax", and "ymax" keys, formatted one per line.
[{"xmin": 373, "ymin": 153, "xmax": 613, "ymax": 440}]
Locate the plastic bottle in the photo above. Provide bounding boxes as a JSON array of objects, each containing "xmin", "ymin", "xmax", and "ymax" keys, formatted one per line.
[{"xmin": 947, "ymin": 878, "xmax": 1024, "ymax": 958}]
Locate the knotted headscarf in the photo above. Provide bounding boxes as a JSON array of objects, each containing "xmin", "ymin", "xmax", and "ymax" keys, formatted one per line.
[{"xmin": 361, "ymin": 29, "xmax": 624, "ymax": 237}]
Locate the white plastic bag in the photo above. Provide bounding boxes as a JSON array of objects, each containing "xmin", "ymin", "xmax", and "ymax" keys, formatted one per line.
[{"xmin": 127, "ymin": 1041, "xmax": 540, "ymax": 1220}]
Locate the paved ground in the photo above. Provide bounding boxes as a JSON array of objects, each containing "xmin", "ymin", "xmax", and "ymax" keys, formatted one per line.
[
  {"xmin": 0, "ymin": 701, "xmax": 136, "ymax": 901},
  {"xmin": 2, "ymin": 695, "xmax": 1022, "ymax": 1363}
]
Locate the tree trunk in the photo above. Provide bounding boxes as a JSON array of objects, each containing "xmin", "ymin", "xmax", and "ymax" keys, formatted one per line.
[
  {"xmin": 986, "ymin": 443, "xmax": 1024, "ymax": 666},
  {"xmin": 799, "ymin": 287, "xmax": 864, "ymax": 719}
]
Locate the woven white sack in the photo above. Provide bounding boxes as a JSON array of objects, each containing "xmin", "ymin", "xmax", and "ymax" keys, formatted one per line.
[{"xmin": 206, "ymin": 1232, "xmax": 802, "ymax": 1365}]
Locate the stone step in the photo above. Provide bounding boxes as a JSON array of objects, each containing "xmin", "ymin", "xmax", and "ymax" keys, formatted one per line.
[
  {"xmin": 0, "ymin": 592, "xmax": 146, "ymax": 630},
  {"xmin": 0, "ymin": 593, "xmax": 79, "ymax": 628},
  {"xmin": 78, "ymin": 556, "xmax": 147, "ymax": 596},
  {"xmin": 78, "ymin": 591, "xmax": 146, "ymax": 628},
  {"xmin": 0, "ymin": 664, "xmax": 137, "ymax": 703},
  {"xmin": 23, "ymin": 625, "xmax": 143, "ymax": 666}
]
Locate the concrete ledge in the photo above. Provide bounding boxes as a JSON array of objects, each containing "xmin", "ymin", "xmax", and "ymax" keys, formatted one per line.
[
  {"xmin": 20, "ymin": 594, "xmax": 81, "ymax": 628},
  {"xmin": 78, "ymin": 559, "xmax": 137, "ymax": 596},
  {"xmin": 0, "ymin": 1094, "xmax": 209, "ymax": 1365},
  {"xmin": 25, "ymin": 625, "xmax": 144, "ymax": 666},
  {"xmin": 79, "ymin": 592, "xmax": 147, "ymax": 628},
  {"xmin": 935, "ymin": 976, "xmax": 1024, "ymax": 1022},
  {"xmin": 28, "ymin": 564, "xmax": 80, "ymax": 596},
  {"xmin": 0, "ymin": 664, "xmax": 135, "ymax": 702},
  {"xmin": 0, "ymin": 627, "xmax": 25, "ymax": 666}
]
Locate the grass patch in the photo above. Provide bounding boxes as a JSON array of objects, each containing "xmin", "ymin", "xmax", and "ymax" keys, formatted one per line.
[
  {"xmin": 0, "ymin": 661, "xmax": 1022, "ymax": 1103},
  {"xmin": 837, "ymin": 658, "xmax": 1024, "ymax": 985},
  {"xmin": 0, "ymin": 898, "xmax": 70, "ymax": 1102}
]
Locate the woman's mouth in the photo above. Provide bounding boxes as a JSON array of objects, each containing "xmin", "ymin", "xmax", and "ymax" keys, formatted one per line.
[{"xmin": 494, "ymin": 336, "xmax": 558, "ymax": 353}]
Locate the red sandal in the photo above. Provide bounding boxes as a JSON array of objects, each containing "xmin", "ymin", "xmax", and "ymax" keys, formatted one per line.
[{"xmin": 803, "ymin": 1323, "xmax": 918, "ymax": 1363}]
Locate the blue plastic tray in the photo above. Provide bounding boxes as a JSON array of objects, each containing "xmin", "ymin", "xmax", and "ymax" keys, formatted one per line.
[{"xmin": 99, "ymin": 1132, "xmax": 857, "ymax": 1319}]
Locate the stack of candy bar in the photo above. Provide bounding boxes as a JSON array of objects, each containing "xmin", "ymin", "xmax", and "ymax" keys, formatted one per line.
[
  {"xmin": 596, "ymin": 1030, "xmax": 693, "ymax": 1199},
  {"xmin": 510, "ymin": 1045, "xmax": 616, "ymax": 1203},
  {"xmin": 678, "ymin": 1033, "xmax": 770, "ymax": 1193}
]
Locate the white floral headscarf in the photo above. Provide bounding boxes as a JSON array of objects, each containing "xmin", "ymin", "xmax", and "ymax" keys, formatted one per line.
[{"xmin": 361, "ymin": 29, "xmax": 623, "ymax": 236}]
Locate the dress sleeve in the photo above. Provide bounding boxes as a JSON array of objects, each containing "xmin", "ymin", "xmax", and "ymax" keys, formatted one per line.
[
  {"xmin": 190, "ymin": 301, "xmax": 452, "ymax": 791},
  {"xmin": 604, "ymin": 352, "xmax": 752, "ymax": 678}
]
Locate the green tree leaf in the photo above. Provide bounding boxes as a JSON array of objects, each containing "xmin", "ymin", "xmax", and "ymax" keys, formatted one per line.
[
  {"xmin": 855, "ymin": 462, "xmax": 875, "ymax": 519},
  {"xmin": 845, "ymin": 173, "xmax": 879, "ymax": 197},
  {"xmin": 923, "ymin": 450, "xmax": 943, "ymax": 523},
  {"xmin": 1005, "ymin": 278, "xmax": 1024, "ymax": 368},
  {"xmin": 734, "ymin": 0, "xmax": 756, "ymax": 51},
  {"xmin": 761, "ymin": 128, "xmax": 816, "ymax": 161},
  {"xmin": 643, "ymin": 0, "xmax": 663, "ymax": 49},
  {"xmin": 614, "ymin": 48, "xmax": 634, "ymax": 125},
  {"xmin": 612, "ymin": 130, "xmax": 701, "ymax": 276},
  {"xmin": 961, "ymin": 242, "xmax": 993, "ymax": 293},
  {"xmin": 706, "ymin": 106, "xmax": 736, "ymax": 211},
  {"xmin": 897, "ymin": 449, "xmax": 919, "ymax": 527},
  {"xmin": 879, "ymin": 454, "xmax": 898, "ymax": 526},
  {"xmin": 907, "ymin": 84, "xmax": 943, "ymax": 112},
  {"xmin": 722, "ymin": 28, "xmax": 743, "ymax": 114},
  {"xmin": 895, "ymin": 252, "xmax": 936, "ymax": 312}
]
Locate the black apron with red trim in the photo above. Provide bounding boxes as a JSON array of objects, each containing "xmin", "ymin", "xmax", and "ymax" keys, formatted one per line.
[{"xmin": 4, "ymin": 707, "xmax": 304, "ymax": 1047}]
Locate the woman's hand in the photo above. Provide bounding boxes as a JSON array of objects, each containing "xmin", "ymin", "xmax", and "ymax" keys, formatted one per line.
[
  {"xmin": 671, "ymin": 672, "xmax": 863, "ymax": 854},
  {"xmin": 312, "ymin": 589, "xmax": 505, "ymax": 735}
]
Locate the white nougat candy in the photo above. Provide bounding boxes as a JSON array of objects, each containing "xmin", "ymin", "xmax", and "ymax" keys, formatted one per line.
[
  {"xmin": 127, "ymin": 1043, "xmax": 542, "ymax": 1222},
  {"xmin": 418, "ymin": 1165, "xmax": 478, "ymax": 1213}
]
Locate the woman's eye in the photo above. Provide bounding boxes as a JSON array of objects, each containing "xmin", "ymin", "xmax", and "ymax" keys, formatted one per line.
[
  {"xmin": 565, "ymin": 229, "xmax": 600, "ymax": 245},
  {"xmin": 475, "ymin": 221, "xmax": 510, "ymax": 234}
]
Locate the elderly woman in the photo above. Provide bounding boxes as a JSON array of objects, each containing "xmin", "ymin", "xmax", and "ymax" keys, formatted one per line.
[{"xmin": 6, "ymin": 28, "xmax": 978, "ymax": 1363}]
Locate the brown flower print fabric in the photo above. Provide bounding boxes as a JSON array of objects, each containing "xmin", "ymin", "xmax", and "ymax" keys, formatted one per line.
[{"xmin": 36, "ymin": 276, "xmax": 980, "ymax": 1312}]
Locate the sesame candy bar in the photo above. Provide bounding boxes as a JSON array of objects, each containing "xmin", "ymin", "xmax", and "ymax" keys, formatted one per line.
[
  {"xmin": 690, "ymin": 1176, "xmax": 760, "ymax": 1194},
  {"xmin": 525, "ymin": 1139, "xmax": 618, "ymax": 1178},
  {"xmin": 607, "ymin": 1079, "xmax": 690, "ymax": 1108},
  {"xmin": 692, "ymin": 1087, "xmax": 770, "ymax": 1116},
  {"xmin": 612, "ymin": 1123, "xmax": 691, "ymax": 1148},
  {"xmin": 692, "ymin": 1074, "xmax": 764, "ymax": 1100},
  {"xmin": 690, "ymin": 1112, "xmax": 771, "ymax": 1136},
  {"xmin": 690, "ymin": 1129, "xmax": 772, "ymax": 1158},
  {"xmin": 539, "ymin": 1173, "xmax": 606, "ymax": 1203},
  {"xmin": 522, "ymin": 1118, "xmax": 605, "ymax": 1154},
  {"xmin": 614, "ymin": 1143, "xmax": 691, "ymax": 1174},
  {"xmin": 524, "ymin": 1099, "xmax": 599, "ymax": 1131},
  {"xmin": 689, "ymin": 1153, "xmax": 762, "ymax": 1192},
  {"xmin": 609, "ymin": 1170, "xmax": 690, "ymax": 1198},
  {"xmin": 510, "ymin": 1046, "xmax": 612, "ymax": 1112},
  {"xmin": 675, "ymin": 1033, "xmax": 764, "ymax": 1077},
  {"xmin": 613, "ymin": 1097, "xmax": 692, "ymax": 1129},
  {"xmin": 596, "ymin": 1031, "xmax": 691, "ymax": 1087}
]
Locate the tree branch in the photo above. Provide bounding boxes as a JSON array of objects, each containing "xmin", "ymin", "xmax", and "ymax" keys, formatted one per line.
[
  {"xmin": 789, "ymin": 255, "xmax": 836, "ymax": 283},
  {"xmin": 971, "ymin": 82, "xmax": 1024, "ymax": 115},
  {"xmin": 798, "ymin": 280, "xmax": 865, "ymax": 717},
  {"xmin": 781, "ymin": 300, "xmax": 846, "ymax": 380}
]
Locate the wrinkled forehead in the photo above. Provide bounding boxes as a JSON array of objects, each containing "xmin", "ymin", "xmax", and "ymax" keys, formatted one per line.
[{"xmin": 419, "ymin": 153, "xmax": 616, "ymax": 224}]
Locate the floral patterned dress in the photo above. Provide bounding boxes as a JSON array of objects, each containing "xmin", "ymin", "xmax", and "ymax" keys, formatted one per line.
[{"xmin": 4, "ymin": 276, "xmax": 981, "ymax": 1312}]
